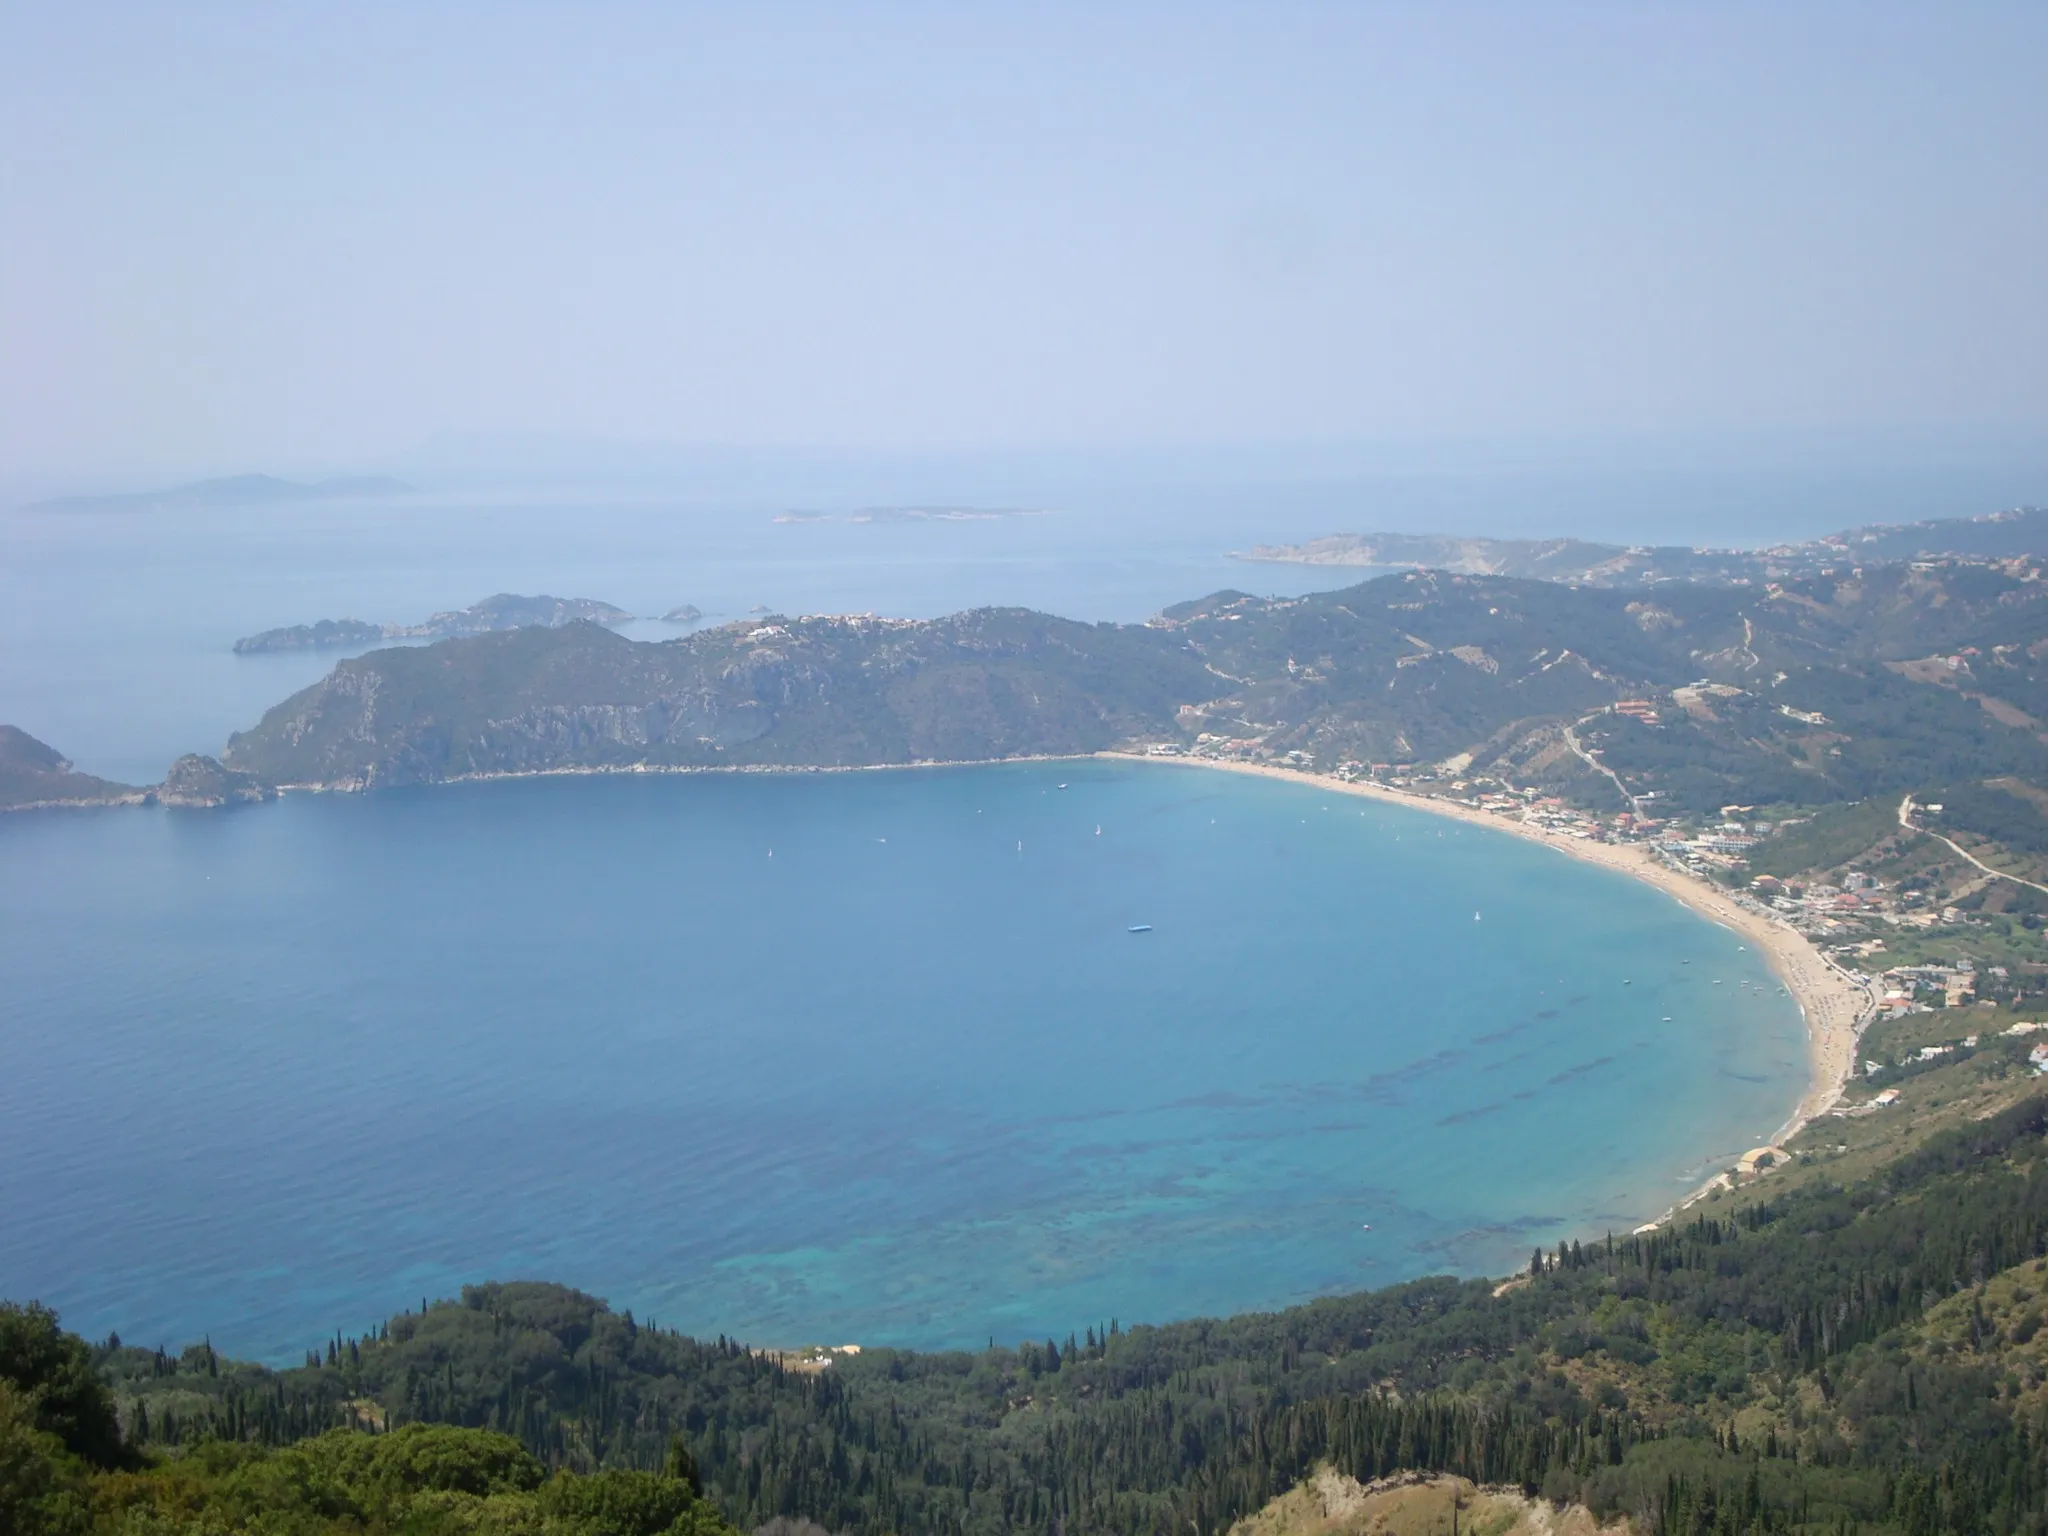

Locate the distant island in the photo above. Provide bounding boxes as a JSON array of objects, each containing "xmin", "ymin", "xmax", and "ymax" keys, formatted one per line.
[
  {"xmin": 20, "ymin": 472, "xmax": 413, "ymax": 514},
  {"xmin": 660, "ymin": 604, "xmax": 704, "ymax": 623},
  {"xmin": 773, "ymin": 506, "xmax": 1045, "ymax": 524},
  {"xmin": 233, "ymin": 593, "xmax": 636, "ymax": 654},
  {"xmin": 848, "ymin": 506, "xmax": 1042, "ymax": 523},
  {"xmin": 233, "ymin": 619, "xmax": 388, "ymax": 653},
  {"xmin": 1234, "ymin": 504, "xmax": 2048, "ymax": 586}
]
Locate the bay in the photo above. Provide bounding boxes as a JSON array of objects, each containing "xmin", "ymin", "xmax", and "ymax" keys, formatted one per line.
[{"xmin": 0, "ymin": 759, "xmax": 1805, "ymax": 1361}]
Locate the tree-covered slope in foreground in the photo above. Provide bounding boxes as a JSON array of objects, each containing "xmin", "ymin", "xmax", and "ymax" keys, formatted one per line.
[{"xmin": 13, "ymin": 1093, "xmax": 2048, "ymax": 1535}]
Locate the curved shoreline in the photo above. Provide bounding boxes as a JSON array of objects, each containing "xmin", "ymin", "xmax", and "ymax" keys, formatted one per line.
[
  {"xmin": 275, "ymin": 747, "xmax": 1874, "ymax": 1226},
  {"xmin": 270, "ymin": 747, "xmax": 1874, "ymax": 1164},
  {"xmin": 1100, "ymin": 754, "xmax": 1877, "ymax": 1171}
]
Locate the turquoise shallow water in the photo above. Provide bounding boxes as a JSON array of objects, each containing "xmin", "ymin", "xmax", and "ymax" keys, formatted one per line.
[{"xmin": 0, "ymin": 760, "xmax": 1804, "ymax": 1360}]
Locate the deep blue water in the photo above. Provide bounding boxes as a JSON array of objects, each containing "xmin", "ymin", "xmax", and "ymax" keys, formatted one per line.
[{"xmin": 0, "ymin": 760, "xmax": 1804, "ymax": 1361}]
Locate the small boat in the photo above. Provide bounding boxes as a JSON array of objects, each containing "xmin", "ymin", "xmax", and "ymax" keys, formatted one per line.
[
  {"xmin": 1662, "ymin": 1016, "xmax": 1673, "ymax": 1022},
  {"xmin": 1057, "ymin": 783, "xmax": 1068, "ymax": 790},
  {"xmin": 1473, "ymin": 911, "xmax": 1482, "ymax": 922},
  {"xmin": 1623, "ymin": 979, "xmax": 1632, "ymax": 985},
  {"xmin": 1360, "ymin": 1223, "xmax": 1373, "ymax": 1231},
  {"xmin": 1128, "ymin": 924, "xmax": 1153, "ymax": 934},
  {"xmin": 1095, "ymin": 825, "xmax": 1102, "ymax": 836}
]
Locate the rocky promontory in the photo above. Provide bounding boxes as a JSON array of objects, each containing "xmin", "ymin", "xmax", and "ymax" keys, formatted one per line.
[
  {"xmin": 1, "ymin": 728, "xmax": 276, "ymax": 813},
  {"xmin": 0, "ymin": 726, "xmax": 145, "ymax": 810}
]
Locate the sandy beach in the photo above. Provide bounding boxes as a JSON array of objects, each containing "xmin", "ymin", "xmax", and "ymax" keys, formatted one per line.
[{"xmin": 1103, "ymin": 753, "xmax": 1876, "ymax": 1151}]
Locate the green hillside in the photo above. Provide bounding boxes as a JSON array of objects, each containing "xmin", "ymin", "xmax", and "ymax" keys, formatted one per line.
[
  {"xmin": 221, "ymin": 557, "xmax": 2048, "ymax": 821},
  {"xmin": 222, "ymin": 609, "xmax": 1212, "ymax": 787}
]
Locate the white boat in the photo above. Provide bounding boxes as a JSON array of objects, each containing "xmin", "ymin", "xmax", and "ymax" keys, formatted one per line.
[{"xmin": 1128, "ymin": 924, "xmax": 1153, "ymax": 933}]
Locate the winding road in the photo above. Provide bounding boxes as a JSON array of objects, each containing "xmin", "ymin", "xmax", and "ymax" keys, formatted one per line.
[{"xmin": 1898, "ymin": 793, "xmax": 2048, "ymax": 897}]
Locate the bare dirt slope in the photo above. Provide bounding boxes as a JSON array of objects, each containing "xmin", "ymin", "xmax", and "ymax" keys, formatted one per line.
[{"xmin": 1230, "ymin": 1470, "xmax": 1629, "ymax": 1536}]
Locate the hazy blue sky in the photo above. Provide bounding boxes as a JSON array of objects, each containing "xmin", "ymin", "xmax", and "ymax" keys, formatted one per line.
[{"xmin": 2, "ymin": 3, "xmax": 2043, "ymax": 474}]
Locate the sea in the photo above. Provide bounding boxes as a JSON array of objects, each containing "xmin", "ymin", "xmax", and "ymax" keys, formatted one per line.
[
  {"xmin": 4, "ymin": 444, "xmax": 2024, "ymax": 1362},
  {"xmin": 0, "ymin": 761, "xmax": 1803, "ymax": 1362}
]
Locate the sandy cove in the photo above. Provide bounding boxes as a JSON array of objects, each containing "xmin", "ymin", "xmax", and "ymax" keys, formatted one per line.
[{"xmin": 1102, "ymin": 753, "xmax": 1877, "ymax": 1155}]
